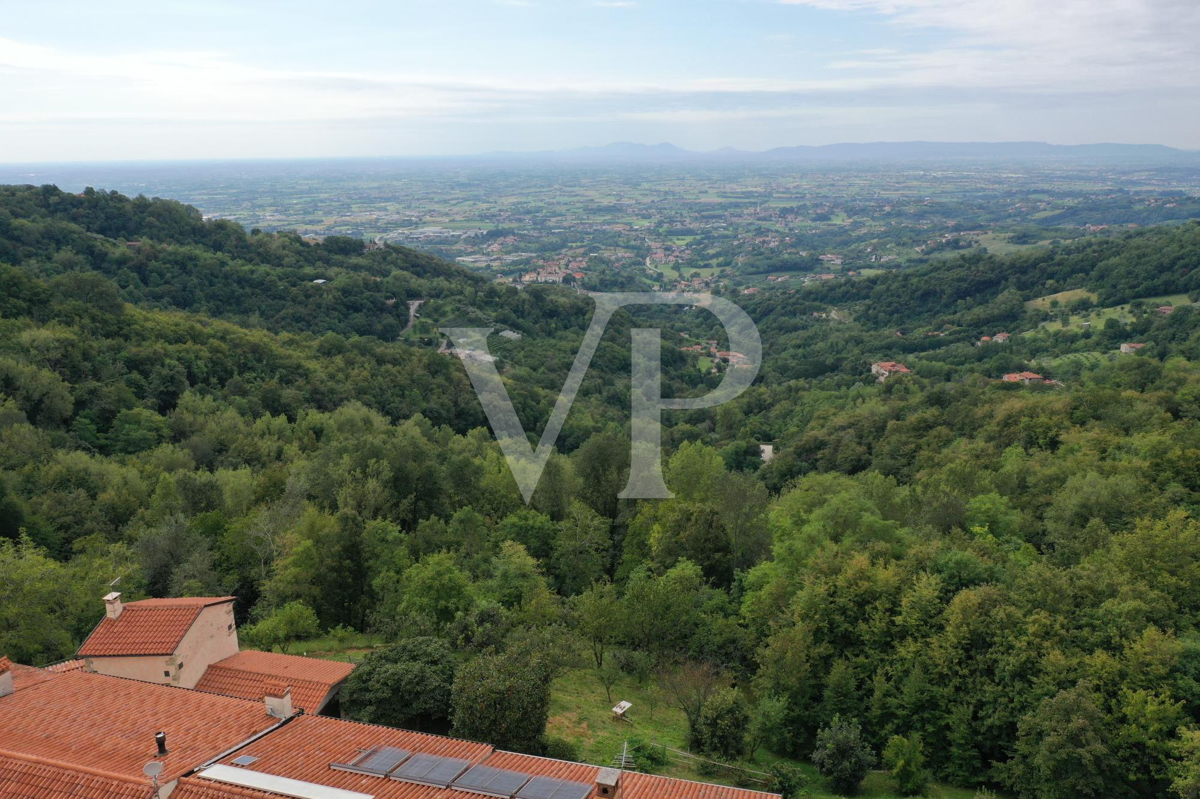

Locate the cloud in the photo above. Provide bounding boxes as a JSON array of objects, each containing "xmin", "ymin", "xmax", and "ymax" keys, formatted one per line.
[{"xmin": 779, "ymin": 0, "xmax": 1200, "ymax": 91}]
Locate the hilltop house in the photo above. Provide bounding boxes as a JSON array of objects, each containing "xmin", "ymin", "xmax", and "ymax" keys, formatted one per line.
[{"xmin": 1120, "ymin": 342, "xmax": 1148, "ymax": 354}]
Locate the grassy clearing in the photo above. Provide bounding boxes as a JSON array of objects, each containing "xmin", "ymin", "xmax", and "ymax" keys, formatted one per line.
[
  {"xmin": 1032, "ymin": 292, "xmax": 1192, "ymax": 332},
  {"xmin": 548, "ymin": 667, "xmax": 982, "ymax": 799},
  {"xmin": 1025, "ymin": 288, "xmax": 1098, "ymax": 311}
]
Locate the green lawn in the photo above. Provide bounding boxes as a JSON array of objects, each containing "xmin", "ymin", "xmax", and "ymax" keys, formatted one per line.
[
  {"xmin": 548, "ymin": 667, "xmax": 983, "ymax": 799},
  {"xmin": 1025, "ymin": 288, "xmax": 1098, "ymax": 311}
]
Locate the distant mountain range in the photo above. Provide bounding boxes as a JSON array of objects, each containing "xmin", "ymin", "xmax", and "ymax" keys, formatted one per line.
[{"xmin": 480, "ymin": 140, "xmax": 1199, "ymax": 164}]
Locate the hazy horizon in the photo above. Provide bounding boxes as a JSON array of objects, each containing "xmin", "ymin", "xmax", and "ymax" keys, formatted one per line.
[{"xmin": 2, "ymin": 0, "xmax": 1198, "ymax": 162}]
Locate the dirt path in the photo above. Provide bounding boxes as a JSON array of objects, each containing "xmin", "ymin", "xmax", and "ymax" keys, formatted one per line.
[{"xmin": 403, "ymin": 299, "xmax": 425, "ymax": 332}]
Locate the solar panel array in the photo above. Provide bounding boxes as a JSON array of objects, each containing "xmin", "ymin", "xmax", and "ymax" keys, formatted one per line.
[
  {"xmin": 327, "ymin": 745, "xmax": 595, "ymax": 799},
  {"xmin": 452, "ymin": 765, "xmax": 532, "ymax": 797},
  {"xmin": 390, "ymin": 752, "xmax": 473, "ymax": 788},
  {"xmin": 331, "ymin": 746, "xmax": 412, "ymax": 777},
  {"xmin": 516, "ymin": 776, "xmax": 594, "ymax": 799}
]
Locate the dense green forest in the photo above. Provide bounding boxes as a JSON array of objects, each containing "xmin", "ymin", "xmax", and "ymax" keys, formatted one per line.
[{"xmin": 5, "ymin": 185, "xmax": 1200, "ymax": 798}]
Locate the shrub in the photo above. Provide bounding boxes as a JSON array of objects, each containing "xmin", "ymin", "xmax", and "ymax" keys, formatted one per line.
[
  {"xmin": 883, "ymin": 733, "xmax": 929, "ymax": 796},
  {"xmin": 812, "ymin": 716, "xmax": 875, "ymax": 796},
  {"xmin": 767, "ymin": 763, "xmax": 809, "ymax": 798},
  {"xmin": 696, "ymin": 687, "xmax": 750, "ymax": 760}
]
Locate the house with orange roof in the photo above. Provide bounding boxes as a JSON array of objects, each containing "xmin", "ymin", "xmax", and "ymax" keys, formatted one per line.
[
  {"xmin": 78, "ymin": 594, "xmax": 239, "ymax": 688},
  {"xmin": 871, "ymin": 361, "xmax": 911, "ymax": 382},
  {"xmin": 0, "ymin": 656, "xmax": 780, "ymax": 799},
  {"xmin": 75, "ymin": 592, "xmax": 356, "ymax": 716}
]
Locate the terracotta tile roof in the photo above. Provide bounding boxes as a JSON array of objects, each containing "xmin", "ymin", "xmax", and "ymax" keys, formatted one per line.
[
  {"xmin": 195, "ymin": 651, "xmax": 355, "ymax": 713},
  {"xmin": 0, "ymin": 669, "xmax": 277, "ymax": 783},
  {"xmin": 8, "ymin": 663, "xmax": 62, "ymax": 692},
  {"xmin": 42, "ymin": 660, "xmax": 85, "ymax": 674},
  {"xmin": 206, "ymin": 714, "xmax": 493, "ymax": 798},
  {"xmin": 78, "ymin": 596, "xmax": 234, "ymax": 657},
  {"xmin": 0, "ymin": 750, "xmax": 149, "ymax": 799},
  {"xmin": 622, "ymin": 772, "xmax": 780, "ymax": 799},
  {"xmin": 192, "ymin": 714, "xmax": 777, "ymax": 799}
]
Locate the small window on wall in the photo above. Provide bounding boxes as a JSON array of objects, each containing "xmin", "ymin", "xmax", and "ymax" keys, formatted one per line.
[
  {"xmin": 177, "ymin": 662, "xmax": 184, "ymax": 671},
  {"xmin": 228, "ymin": 623, "xmax": 234, "ymax": 632},
  {"xmin": 163, "ymin": 671, "xmax": 171, "ymax": 678}
]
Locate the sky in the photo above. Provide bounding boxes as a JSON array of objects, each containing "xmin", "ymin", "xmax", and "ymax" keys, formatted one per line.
[{"xmin": 1, "ymin": 0, "xmax": 1198, "ymax": 162}]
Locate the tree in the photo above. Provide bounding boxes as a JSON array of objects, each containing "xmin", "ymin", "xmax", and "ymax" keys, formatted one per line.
[
  {"xmin": 820, "ymin": 659, "xmax": 860, "ymax": 728},
  {"xmin": 596, "ymin": 659, "xmax": 623, "ymax": 704},
  {"xmin": 696, "ymin": 687, "xmax": 750, "ymax": 760},
  {"xmin": 1005, "ymin": 683, "xmax": 1117, "ymax": 799},
  {"xmin": 1172, "ymin": 728, "xmax": 1200, "ymax": 799},
  {"xmin": 452, "ymin": 650, "xmax": 552, "ymax": 754},
  {"xmin": 341, "ymin": 637, "xmax": 456, "ymax": 730},
  {"xmin": 484, "ymin": 541, "xmax": 549, "ymax": 611},
  {"xmin": 0, "ymin": 536, "xmax": 74, "ymax": 662},
  {"xmin": 550, "ymin": 501, "xmax": 611, "ymax": 596},
  {"xmin": 883, "ymin": 733, "xmax": 929, "ymax": 797},
  {"xmin": 570, "ymin": 581, "xmax": 622, "ymax": 668},
  {"xmin": 812, "ymin": 716, "xmax": 874, "ymax": 796},
  {"xmin": 661, "ymin": 661, "xmax": 726, "ymax": 749},
  {"xmin": 241, "ymin": 601, "xmax": 319, "ymax": 654},
  {"xmin": 496, "ymin": 510, "xmax": 557, "ymax": 561},
  {"xmin": 397, "ymin": 552, "xmax": 475, "ymax": 629},
  {"xmin": 748, "ymin": 694, "xmax": 790, "ymax": 757}
]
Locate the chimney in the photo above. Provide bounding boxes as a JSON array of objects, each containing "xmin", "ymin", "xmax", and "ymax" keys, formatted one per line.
[
  {"xmin": 155, "ymin": 731, "xmax": 169, "ymax": 757},
  {"xmin": 104, "ymin": 592, "xmax": 124, "ymax": 620},
  {"xmin": 264, "ymin": 682, "xmax": 294, "ymax": 719},
  {"xmin": 0, "ymin": 657, "xmax": 14, "ymax": 699},
  {"xmin": 595, "ymin": 768, "xmax": 621, "ymax": 799}
]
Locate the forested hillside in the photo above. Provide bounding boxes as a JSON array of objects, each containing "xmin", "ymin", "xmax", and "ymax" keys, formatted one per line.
[{"xmin": 5, "ymin": 185, "xmax": 1200, "ymax": 798}]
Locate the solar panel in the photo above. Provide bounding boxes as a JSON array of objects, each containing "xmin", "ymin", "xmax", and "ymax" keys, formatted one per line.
[
  {"xmin": 390, "ymin": 753, "xmax": 472, "ymax": 787},
  {"xmin": 452, "ymin": 765, "xmax": 533, "ymax": 798},
  {"xmin": 231, "ymin": 755, "xmax": 260, "ymax": 767},
  {"xmin": 516, "ymin": 776, "xmax": 593, "ymax": 799},
  {"xmin": 330, "ymin": 746, "xmax": 412, "ymax": 777}
]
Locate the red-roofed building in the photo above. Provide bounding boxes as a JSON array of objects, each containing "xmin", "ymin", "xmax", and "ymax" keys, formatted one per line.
[
  {"xmin": 0, "ymin": 658, "xmax": 779, "ymax": 799},
  {"xmin": 871, "ymin": 361, "xmax": 911, "ymax": 382},
  {"xmin": 196, "ymin": 651, "xmax": 354, "ymax": 716},
  {"xmin": 78, "ymin": 594, "xmax": 238, "ymax": 688},
  {"xmin": 1002, "ymin": 371, "xmax": 1059, "ymax": 385},
  {"xmin": 0, "ymin": 667, "xmax": 281, "ymax": 795}
]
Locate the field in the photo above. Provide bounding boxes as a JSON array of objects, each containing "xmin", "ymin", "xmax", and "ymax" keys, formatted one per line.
[{"xmin": 1025, "ymin": 288, "xmax": 1098, "ymax": 311}]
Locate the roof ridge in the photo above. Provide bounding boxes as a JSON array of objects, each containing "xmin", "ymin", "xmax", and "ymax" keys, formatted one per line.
[{"xmin": 0, "ymin": 747, "xmax": 148, "ymax": 787}]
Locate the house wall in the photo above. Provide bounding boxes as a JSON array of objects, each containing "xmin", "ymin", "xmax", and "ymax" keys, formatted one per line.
[
  {"xmin": 174, "ymin": 602, "xmax": 239, "ymax": 688},
  {"xmin": 84, "ymin": 603, "xmax": 239, "ymax": 689}
]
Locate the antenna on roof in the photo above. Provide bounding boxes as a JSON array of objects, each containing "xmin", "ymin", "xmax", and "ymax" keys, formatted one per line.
[{"xmin": 143, "ymin": 760, "xmax": 163, "ymax": 794}]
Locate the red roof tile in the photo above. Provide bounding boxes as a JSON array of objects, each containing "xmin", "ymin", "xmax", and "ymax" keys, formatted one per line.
[
  {"xmin": 78, "ymin": 597, "xmax": 234, "ymax": 657},
  {"xmin": 193, "ymin": 713, "xmax": 777, "ymax": 799},
  {"xmin": 623, "ymin": 772, "xmax": 779, "ymax": 799},
  {"xmin": 0, "ymin": 669, "xmax": 277, "ymax": 783},
  {"xmin": 195, "ymin": 651, "xmax": 355, "ymax": 713},
  {"xmin": 0, "ymin": 750, "xmax": 149, "ymax": 799},
  {"xmin": 8, "ymin": 663, "xmax": 62, "ymax": 692},
  {"xmin": 207, "ymin": 714, "xmax": 493, "ymax": 798}
]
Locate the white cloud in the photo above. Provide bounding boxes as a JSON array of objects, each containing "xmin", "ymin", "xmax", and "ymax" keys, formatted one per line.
[{"xmin": 780, "ymin": 0, "xmax": 1200, "ymax": 91}]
